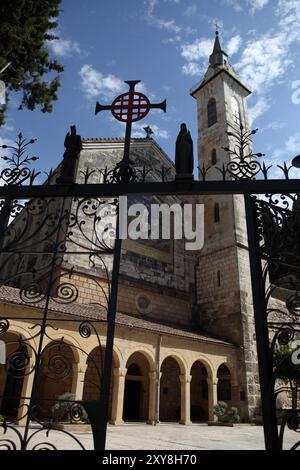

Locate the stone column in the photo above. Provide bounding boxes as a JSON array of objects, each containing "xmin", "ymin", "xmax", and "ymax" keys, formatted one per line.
[
  {"xmin": 72, "ymin": 363, "xmax": 88, "ymax": 400},
  {"xmin": 17, "ymin": 358, "xmax": 35, "ymax": 425},
  {"xmin": 147, "ymin": 371, "xmax": 157, "ymax": 425},
  {"xmin": 179, "ymin": 373, "xmax": 192, "ymax": 425},
  {"xmin": 110, "ymin": 367, "xmax": 127, "ymax": 425},
  {"xmin": 207, "ymin": 377, "xmax": 218, "ymax": 422}
]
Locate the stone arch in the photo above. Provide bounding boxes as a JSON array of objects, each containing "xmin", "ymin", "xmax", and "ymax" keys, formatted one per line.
[
  {"xmin": 43, "ymin": 333, "xmax": 82, "ymax": 365},
  {"xmin": 82, "ymin": 345, "xmax": 115, "ymax": 421},
  {"xmin": 123, "ymin": 351, "xmax": 152, "ymax": 421},
  {"xmin": 190, "ymin": 360, "xmax": 209, "ymax": 422},
  {"xmin": 0, "ymin": 331, "xmax": 30, "ymax": 419},
  {"xmin": 123, "ymin": 346, "xmax": 155, "ymax": 372},
  {"xmin": 160, "ymin": 351, "xmax": 187, "ymax": 375},
  {"xmin": 159, "ymin": 356, "xmax": 182, "ymax": 422},
  {"xmin": 217, "ymin": 363, "xmax": 232, "ymax": 401},
  {"xmin": 34, "ymin": 340, "xmax": 77, "ymax": 418}
]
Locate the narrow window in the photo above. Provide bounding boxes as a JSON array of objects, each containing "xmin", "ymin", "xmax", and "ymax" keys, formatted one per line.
[
  {"xmin": 231, "ymin": 96, "xmax": 241, "ymax": 126},
  {"xmin": 214, "ymin": 203, "xmax": 220, "ymax": 223},
  {"xmin": 217, "ymin": 270, "xmax": 221, "ymax": 287},
  {"xmin": 211, "ymin": 148, "xmax": 217, "ymax": 165},
  {"xmin": 207, "ymin": 98, "xmax": 217, "ymax": 127}
]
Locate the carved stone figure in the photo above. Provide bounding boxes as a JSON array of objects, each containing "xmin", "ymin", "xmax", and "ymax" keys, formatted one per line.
[
  {"xmin": 175, "ymin": 123, "xmax": 194, "ymax": 180},
  {"xmin": 57, "ymin": 125, "xmax": 82, "ymax": 183}
]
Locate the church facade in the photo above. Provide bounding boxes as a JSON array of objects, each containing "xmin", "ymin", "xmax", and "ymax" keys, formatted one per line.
[{"xmin": 0, "ymin": 33, "xmax": 262, "ymax": 427}]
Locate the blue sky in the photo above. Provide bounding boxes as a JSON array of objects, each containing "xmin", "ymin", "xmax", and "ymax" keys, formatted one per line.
[{"xmin": 1, "ymin": 0, "xmax": 300, "ymax": 176}]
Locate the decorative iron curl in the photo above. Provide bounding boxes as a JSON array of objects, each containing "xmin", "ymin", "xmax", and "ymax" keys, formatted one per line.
[
  {"xmin": 0, "ymin": 318, "xmax": 9, "ymax": 334},
  {"xmin": 69, "ymin": 402, "xmax": 87, "ymax": 422},
  {"xmin": 6, "ymin": 347, "xmax": 30, "ymax": 376},
  {"xmin": 54, "ymin": 282, "xmax": 78, "ymax": 304},
  {"xmin": 79, "ymin": 322, "xmax": 92, "ymax": 339},
  {"xmin": 46, "ymin": 353, "xmax": 72, "ymax": 381}
]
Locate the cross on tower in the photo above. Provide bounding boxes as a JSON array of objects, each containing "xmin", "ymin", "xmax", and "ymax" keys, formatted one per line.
[
  {"xmin": 215, "ymin": 22, "xmax": 220, "ymax": 33},
  {"xmin": 95, "ymin": 80, "xmax": 166, "ymax": 168}
]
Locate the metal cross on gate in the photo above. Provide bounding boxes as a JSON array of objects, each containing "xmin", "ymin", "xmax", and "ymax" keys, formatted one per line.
[
  {"xmin": 92, "ymin": 80, "xmax": 166, "ymax": 450},
  {"xmin": 95, "ymin": 80, "xmax": 166, "ymax": 173}
]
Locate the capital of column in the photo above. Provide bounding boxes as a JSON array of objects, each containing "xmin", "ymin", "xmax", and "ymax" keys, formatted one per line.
[
  {"xmin": 207, "ymin": 377, "xmax": 218, "ymax": 386},
  {"xmin": 73, "ymin": 363, "xmax": 88, "ymax": 374},
  {"xmin": 148, "ymin": 371, "xmax": 157, "ymax": 381},
  {"xmin": 113, "ymin": 367, "xmax": 127, "ymax": 378},
  {"xmin": 179, "ymin": 374, "xmax": 192, "ymax": 384}
]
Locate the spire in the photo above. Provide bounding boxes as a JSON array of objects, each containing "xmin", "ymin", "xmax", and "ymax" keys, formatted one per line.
[{"xmin": 209, "ymin": 29, "xmax": 228, "ymax": 68}]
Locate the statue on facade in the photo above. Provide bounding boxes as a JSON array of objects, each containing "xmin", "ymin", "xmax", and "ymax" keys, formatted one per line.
[
  {"xmin": 175, "ymin": 123, "xmax": 194, "ymax": 181},
  {"xmin": 57, "ymin": 125, "xmax": 82, "ymax": 183}
]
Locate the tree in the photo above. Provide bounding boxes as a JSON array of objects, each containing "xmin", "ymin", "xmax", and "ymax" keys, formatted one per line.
[{"xmin": 0, "ymin": 0, "xmax": 64, "ymax": 126}]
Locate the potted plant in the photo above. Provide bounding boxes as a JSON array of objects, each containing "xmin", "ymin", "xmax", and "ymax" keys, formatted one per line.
[{"xmin": 212, "ymin": 401, "xmax": 241, "ymax": 426}]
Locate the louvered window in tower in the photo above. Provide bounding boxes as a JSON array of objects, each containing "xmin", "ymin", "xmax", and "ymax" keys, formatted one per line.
[
  {"xmin": 231, "ymin": 96, "xmax": 241, "ymax": 126},
  {"xmin": 207, "ymin": 98, "xmax": 217, "ymax": 127}
]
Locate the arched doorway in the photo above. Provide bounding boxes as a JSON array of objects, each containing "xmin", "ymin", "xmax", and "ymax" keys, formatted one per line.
[
  {"xmin": 82, "ymin": 346, "xmax": 114, "ymax": 421},
  {"xmin": 217, "ymin": 364, "xmax": 232, "ymax": 401},
  {"xmin": 123, "ymin": 352, "xmax": 150, "ymax": 421},
  {"xmin": 34, "ymin": 341, "xmax": 76, "ymax": 418},
  {"xmin": 0, "ymin": 333, "xmax": 29, "ymax": 419},
  {"xmin": 159, "ymin": 356, "xmax": 181, "ymax": 422},
  {"xmin": 190, "ymin": 361, "xmax": 209, "ymax": 422}
]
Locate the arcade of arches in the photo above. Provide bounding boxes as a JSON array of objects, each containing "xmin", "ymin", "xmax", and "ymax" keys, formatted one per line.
[{"xmin": 0, "ymin": 311, "xmax": 244, "ymax": 425}]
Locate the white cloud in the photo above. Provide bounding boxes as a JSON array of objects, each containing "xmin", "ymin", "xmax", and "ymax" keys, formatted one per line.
[
  {"xmin": 264, "ymin": 121, "xmax": 286, "ymax": 131},
  {"xmin": 79, "ymin": 66, "xmax": 154, "ymax": 102},
  {"xmin": 132, "ymin": 123, "xmax": 170, "ymax": 139},
  {"xmin": 181, "ymin": 38, "xmax": 214, "ymax": 62},
  {"xmin": 155, "ymin": 18, "xmax": 181, "ymax": 33},
  {"xmin": 184, "ymin": 4, "xmax": 198, "ymax": 17},
  {"xmin": 182, "ymin": 62, "xmax": 201, "ymax": 76},
  {"xmin": 223, "ymin": 0, "xmax": 242, "ymax": 11},
  {"xmin": 226, "ymin": 35, "xmax": 242, "ymax": 55},
  {"xmin": 272, "ymin": 133, "xmax": 300, "ymax": 162},
  {"xmin": 163, "ymin": 35, "xmax": 181, "ymax": 44},
  {"xmin": 79, "ymin": 65, "xmax": 124, "ymax": 100},
  {"xmin": 248, "ymin": 0, "xmax": 269, "ymax": 13},
  {"xmin": 180, "ymin": 34, "xmax": 241, "ymax": 76},
  {"xmin": 248, "ymin": 97, "xmax": 270, "ymax": 125},
  {"xmin": 235, "ymin": 33, "xmax": 291, "ymax": 94},
  {"xmin": 48, "ymin": 38, "xmax": 81, "ymax": 57},
  {"xmin": 223, "ymin": 0, "xmax": 269, "ymax": 13}
]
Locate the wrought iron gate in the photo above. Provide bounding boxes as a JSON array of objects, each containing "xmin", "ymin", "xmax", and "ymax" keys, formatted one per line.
[{"xmin": 0, "ymin": 120, "xmax": 299, "ymax": 450}]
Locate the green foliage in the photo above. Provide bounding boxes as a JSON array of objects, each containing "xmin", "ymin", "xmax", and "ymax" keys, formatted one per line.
[
  {"xmin": 51, "ymin": 392, "xmax": 88, "ymax": 423},
  {"xmin": 213, "ymin": 401, "xmax": 241, "ymax": 424},
  {"xmin": 0, "ymin": 0, "xmax": 64, "ymax": 125},
  {"xmin": 0, "ymin": 414, "xmax": 4, "ymax": 422}
]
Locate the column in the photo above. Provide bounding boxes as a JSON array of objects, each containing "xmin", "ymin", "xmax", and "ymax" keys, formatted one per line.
[
  {"xmin": 110, "ymin": 367, "xmax": 127, "ymax": 425},
  {"xmin": 179, "ymin": 373, "xmax": 192, "ymax": 425},
  {"xmin": 72, "ymin": 363, "xmax": 88, "ymax": 400},
  {"xmin": 207, "ymin": 377, "xmax": 218, "ymax": 422},
  {"xmin": 17, "ymin": 358, "xmax": 35, "ymax": 425},
  {"xmin": 147, "ymin": 371, "xmax": 157, "ymax": 425}
]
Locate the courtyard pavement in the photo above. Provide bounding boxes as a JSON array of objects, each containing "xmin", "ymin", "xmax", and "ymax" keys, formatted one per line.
[{"xmin": 0, "ymin": 423, "xmax": 298, "ymax": 450}]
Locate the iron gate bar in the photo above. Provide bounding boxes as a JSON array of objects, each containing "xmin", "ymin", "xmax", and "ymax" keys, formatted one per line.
[
  {"xmin": 244, "ymin": 194, "xmax": 279, "ymax": 451},
  {"xmin": 0, "ymin": 178, "xmax": 299, "ymax": 198}
]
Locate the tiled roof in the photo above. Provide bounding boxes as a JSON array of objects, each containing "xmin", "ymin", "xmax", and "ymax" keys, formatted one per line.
[
  {"xmin": 82, "ymin": 137, "xmax": 149, "ymax": 142},
  {"xmin": 0, "ymin": 285, "xmax": 234, "ymax": 347}
]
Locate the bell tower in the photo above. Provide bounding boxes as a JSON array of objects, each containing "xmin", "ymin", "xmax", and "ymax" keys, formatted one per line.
[{"xmin": 190, "ymin": 30, "xmax": 260, "ymax": 420}]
